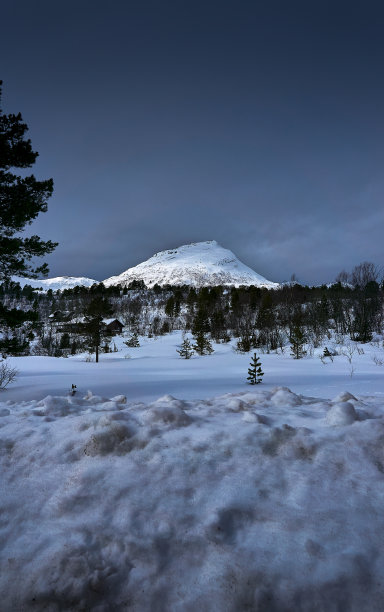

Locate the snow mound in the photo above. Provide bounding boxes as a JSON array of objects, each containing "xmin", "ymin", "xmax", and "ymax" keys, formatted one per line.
[
  {"xmin": 144, "ymin": 395, "xmax": 191, "ymax": 426},
  {"xmin": 1, "ymin": 388, "xmax": 384, "ymax": 610},
  {"xmin": 333, "ymin": 391, "xmax": 358, "ymax": 403},
  {"xmin": 326, "ymin": 401, "xmax": 358, "ymax": 426},
  {"xmin": 103, "ymin": 240, "xmax": 279, "ymax": 288},
  {"xmin": 83, "ymin": 421, "xmax": 138, "ymax": 456},
  {"xmin": 271, "ymin": 386, "xmax": 302, "ymax": 407}
]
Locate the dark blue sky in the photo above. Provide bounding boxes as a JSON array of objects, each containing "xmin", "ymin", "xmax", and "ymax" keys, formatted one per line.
[{"xmin": 1, "ymin": 0, "xmax": 384, "ymax": 283}]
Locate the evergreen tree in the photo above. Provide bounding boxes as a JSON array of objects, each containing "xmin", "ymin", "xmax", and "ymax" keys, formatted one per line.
[
  {"xmin": 0, "ymin": 81, "xmax": 57, "ymax": 280},
  {"xmin": 0, "ymin": 82, "xmax": 57, "ymax": 353},
  {"xmin": 124, "ymin": 332, "xmax": 140, "ymax": 347},
  {"xmin": 192, "ymin": 307, "xmax": 210, "ymax": 335},
  {"xmin": 0, "ymin": 301, "xmax": 37, "ymax": 356},
  {"xmin": 322, "ymin": 346, "xmax": 334, "ymax": 362},
  {"xmin": 290, "ymin": 325, "xmax": 306, "ymax": 359},
  {"xmin": 0, "ymin": 335, "xmax": 29, "ymax": 357},
  {"xmin": 257, "ymin": 292, "xmax": 275, "ymax": 329},
  {"xmin": 177, "ymin": 337, "xmax": 194, "ymax": 359},
  {"xmin": 173, "ymin": 299, "xmax": 181, "ymax": 317},
  {"xmin": 235, "ymin": 334, "xmax": 252, "ymax": 353},
  {"xmin": 165, "ymin": 296, "xmax": 175, "ymax": 317},
  {"xmin": 59, "ymin": 332, "xmax": 70, "ymax": 349},
  {"xmin": 81, "ymin": 297, "xmax": 113, "ymax": 363},
  {"xmin": 210, "ymin": 310, "xmax": 226, "ymax": 342},
  {"xmin": 247, "ymin": 352, "xmax": 264, "ymax": 385},
  {"xmin": 193, "ymin": 331, "xmax": 214, "ymax": 355}
]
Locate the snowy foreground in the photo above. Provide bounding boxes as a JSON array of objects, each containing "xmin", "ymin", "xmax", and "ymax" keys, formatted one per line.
[{"xmin": 2, "ymin": 335, "xmax": 384, "ymax": 610}]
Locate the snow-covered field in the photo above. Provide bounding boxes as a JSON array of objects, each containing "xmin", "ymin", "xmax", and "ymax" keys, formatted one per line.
[
  {"xmin": 2, "ymin": 333, "xmax": 384, "ymax": 610},
  {"xmin": 4, "ymin": 332, "xmax": 384, "ymax": 403}
]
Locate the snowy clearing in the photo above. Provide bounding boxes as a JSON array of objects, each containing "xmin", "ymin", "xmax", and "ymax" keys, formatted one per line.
[
  {"xmin": 3, "ymin": 331, "xmax": 384, "ymax": 403},
  {"xmin": 1, "ymin": 333, "xmax": 384, "ymax": 610}
]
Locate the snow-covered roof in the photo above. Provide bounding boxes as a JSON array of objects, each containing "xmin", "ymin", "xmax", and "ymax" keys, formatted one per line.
[{"xmin": 102, "ymin": 318, "xmax": 123, "ymax": 326}]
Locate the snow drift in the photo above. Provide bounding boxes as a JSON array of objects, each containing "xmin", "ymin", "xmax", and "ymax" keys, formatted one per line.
[{"xmin": 1, "ymin": 387, "xmax": 384, "ymax": 610}]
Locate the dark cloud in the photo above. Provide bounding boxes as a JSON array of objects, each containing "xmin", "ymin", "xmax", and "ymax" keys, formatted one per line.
[{"xmin": 1, "ymin": 0, "xmax": 384, "ymax": 284}]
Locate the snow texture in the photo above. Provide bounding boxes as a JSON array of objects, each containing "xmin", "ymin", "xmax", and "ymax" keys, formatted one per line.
[
  {"xmin": 1, "ymin": 384, "xmax": 384, "ymax": 610},
  {"xmin": 103, "ymin": 240, "xmax": 279, "ymax": 288}
]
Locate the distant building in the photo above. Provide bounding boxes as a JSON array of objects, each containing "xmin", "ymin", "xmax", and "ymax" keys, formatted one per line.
[
  {"xmin": 102, "ymin": 318, "xmax": 124, "ymax": 335},
  {"xmin": 49, "ymin": 310, "xmax": 74, "ymax": 322},
  {"xmin": 55, "ymin": 316, "xmax": 124, "ymax": 335}
]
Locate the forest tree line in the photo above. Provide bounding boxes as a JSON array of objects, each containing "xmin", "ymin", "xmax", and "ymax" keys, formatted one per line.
[{"xmin": 0, "ymin": 262, "xmax": 383, "ymax": 359}]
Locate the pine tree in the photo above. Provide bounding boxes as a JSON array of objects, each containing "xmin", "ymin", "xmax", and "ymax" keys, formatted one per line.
[
  {"xmin": 124, "ymin": 332, "xmax": 140, "ymax": 347},
  {"xmin": 165, "ymin": 296, "xmax": 175, "ymax": 317},
  {"xmin": 290, "ymin": 325, "xmax": 306, "ymax": 359},
  {"xmin": 0, "ymin": 81, "xmax": 57, "ymax": 280},
  {"xmin": 59, "ymin": 332, "xmax": 70, "ymax": 349},
  {"xmin": 192, "ymin": 307, "xmax": 210, "ymax": 335},
  {"xmin": 177, "ymin": 337, "xmax": 194, "ymax": 359},
  {"xmin": 81, "ymin": 297, "xmax": 113, "ymax": 363},
  {"xmin": 247, "ymin": 352, "xmax": 264, "ymax": 385},
  {"xmin": 235, "ymin": 334, "xmax": 252, "ymax": 353},
  {"xmin": 193, "ymin": 331, "xmax": 214, "ymax": 355},
  {"xmin": 0, "ymin": 82, "xmax": 57, "ymax": 354},
  {"xmin": 322, "ymin": 346, "xmax": 334, "ymax": 362}
]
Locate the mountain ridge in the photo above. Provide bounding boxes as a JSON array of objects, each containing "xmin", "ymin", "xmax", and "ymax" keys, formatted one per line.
[
  {"xmin": 12, "ymin": 241, "xmax": 279, "ymax": 290},
  {"xmin": 12, "ymin": 276, "xmax": 98, "ymax": 292}
]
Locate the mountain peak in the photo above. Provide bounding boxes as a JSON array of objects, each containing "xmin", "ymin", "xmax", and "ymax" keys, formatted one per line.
[{"xmin": 103, "ymin": 241, "xmax": 278, "ymax": 288}]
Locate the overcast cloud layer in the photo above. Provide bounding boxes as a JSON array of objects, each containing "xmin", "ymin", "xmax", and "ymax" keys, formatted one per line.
[{"xmin": 1, "ymin": 0, "xmax": 384, "ymax": 284}]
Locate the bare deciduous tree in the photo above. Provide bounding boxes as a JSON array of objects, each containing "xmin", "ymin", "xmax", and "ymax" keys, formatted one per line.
[
  {"xmin": 350, "ymin": 262, "xmax": 379, "ymax": 289},
  {"xmin": 0, "ymin": 360, "xmax": 18, "ymax": 389},
  {"xmin": 335, "ymin": 269, "xmax": 349, "ymax": 285}
]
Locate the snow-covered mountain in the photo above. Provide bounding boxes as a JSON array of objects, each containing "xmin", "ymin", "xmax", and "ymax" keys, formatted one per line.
[
  {"xmin": 12, "ymin": 276, "xmax": 98, "ymax": 292},
  {"xmin": 103, "ymin": 241, "xmax": 279, "ymax": 288},
  {"xmin": 10, "ymin": 241, "xmax": 278, "ymax": 291}
]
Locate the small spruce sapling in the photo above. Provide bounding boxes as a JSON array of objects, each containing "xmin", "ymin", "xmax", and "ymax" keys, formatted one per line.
[
  {"xmin": 247, "ymin": 352, "xmax": 264, "ymax": 385},
  {"xmin": 124, "ymin": 332, "xmax": 140, "ymax": 348},
  {"xmin": 177, "ymin": 337, "xmax": 194, "ymax": 359},
  {"xmin": 322, "ymin": 347, "xmax": 334, "ymax": 362}
]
